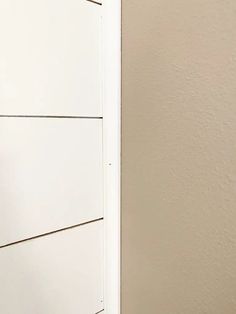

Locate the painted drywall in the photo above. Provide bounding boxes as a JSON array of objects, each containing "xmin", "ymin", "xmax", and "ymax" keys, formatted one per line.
[{"xmin": 122, "ymin": 1, "xmax": 236, "ymax": 313}]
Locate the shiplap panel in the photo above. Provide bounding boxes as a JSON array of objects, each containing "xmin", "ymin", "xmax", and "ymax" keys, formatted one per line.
[
  {"xmin": 0, "ymin": 118, "xmax": 103, "ymax": 246},
  {"xmin": 0, "ymin": 0, "xmax": 102, "ymax": 116},
  {"xmin": 0, "ymin": 221, "xmax": 104, "ymax": 314}
]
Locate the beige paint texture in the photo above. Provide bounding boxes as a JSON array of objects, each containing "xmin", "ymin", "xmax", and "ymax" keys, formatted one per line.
[{"xmin": 122, "ymin": 0, "xmax": 236, "ymax": 313}]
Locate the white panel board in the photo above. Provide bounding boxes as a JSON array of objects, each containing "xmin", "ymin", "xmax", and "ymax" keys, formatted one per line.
[
  {"xmin": 0, "ymin": 0, "xmax": 102, "ymax": 116},
  {"xmin": 0, "ymin": 118, "xmax": 103, "ymax": 246},
  {"xmin": 0, "ymin": 221, "xmax": 104, "ymax": 314}
]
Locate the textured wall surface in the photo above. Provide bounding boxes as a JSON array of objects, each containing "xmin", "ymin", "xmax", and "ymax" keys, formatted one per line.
[{"xmin": 122, "ymin": 1, "xmax": 236, "ymax": 313}]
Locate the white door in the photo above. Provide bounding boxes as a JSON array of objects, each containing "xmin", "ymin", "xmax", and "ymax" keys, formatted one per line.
[{"xmin": 0, "ymin": 0, "xmax": 105, "ymax": 313}]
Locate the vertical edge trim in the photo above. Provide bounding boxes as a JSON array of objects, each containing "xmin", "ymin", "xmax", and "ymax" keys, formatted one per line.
[{"xmin": 102, "ymin": 0, "xmax": 121, "ymax": 313}]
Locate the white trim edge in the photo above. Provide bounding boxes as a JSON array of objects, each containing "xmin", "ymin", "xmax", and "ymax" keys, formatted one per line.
[{"xmin": 102, "ymin": 0, "xmax": 121, "ymax": 313}]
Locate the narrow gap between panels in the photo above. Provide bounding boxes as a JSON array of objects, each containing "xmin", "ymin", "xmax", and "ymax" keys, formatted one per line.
[
  {"xmin": 0, "ymin": 217, "xmax": 104, "ymax": 249},
  {"xmin": 0, "ymin": 115, "xmax": 103, "ymax": 119},
  {"xmin": 86, "ymin": 0, "xmax": 102, "ymax": 5}
]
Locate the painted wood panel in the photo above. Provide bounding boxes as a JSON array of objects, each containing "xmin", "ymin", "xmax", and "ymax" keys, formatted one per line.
[
  {"xmin": 0, "ymin": 0, "xmax": 102, "ymax": 116},
  {"xmin": 0, "ymin": 118, "xmax": 103, "ymax": 246},
  {"xmin": 0, "ymin": 221, "xmax": 104, "ymax": 314}
]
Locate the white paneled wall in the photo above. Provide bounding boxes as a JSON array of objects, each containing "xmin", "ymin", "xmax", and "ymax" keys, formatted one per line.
[
  {"xmin": 0, "ymin": 118, "xmax": 103, "ymax": 246},
  {"xmin": 0, "ymin": 0, "xmax": 106, "ymax": 313},
  {"xmin": 0, "ymin": 221, "xmax": 104, "ymax": 314},
  {"xmin": 0, "ymin": 0, "xmax": 102, "ymax": 116}
]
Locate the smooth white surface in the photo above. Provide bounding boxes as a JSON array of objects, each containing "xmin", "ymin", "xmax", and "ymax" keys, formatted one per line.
[
  {"xmin": 0, "ymin": 118, "xmax": 103, "ymax": 246},
  {"xmin": 0, "ymin": 221, "xmax": 104, "ymax": 314},
  {"xmin": 102, "ymin": 0, "xmax": 121, "ymax": 313},
  {"xmin": 0, "ymin": 0, "xmax": 102, "ymax": 116}
]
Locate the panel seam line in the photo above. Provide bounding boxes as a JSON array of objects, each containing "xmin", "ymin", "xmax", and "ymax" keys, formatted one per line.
[
  {"xmin": 86, "ymin": 0, "xmax": 102, "ymax": 5},
  {"xmin": 0, "ymin": 115, "xmax": 103, "ymax": 119},
  {"xmin": 0, "ymin": 217, "xmax": 104, "ymax": 249}
]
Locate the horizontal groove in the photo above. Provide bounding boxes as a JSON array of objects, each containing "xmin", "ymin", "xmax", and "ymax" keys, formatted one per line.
[
  {"xmin": 86, "ymin": 0, "xmax": 102, "ymax": 5},
  {"xmin": 0, "ymin": 115, "xmax": 103, "ymax": 119},
  {"xmin": 0, "ymin": 217, "xmax": 103, "ymax": 249}
]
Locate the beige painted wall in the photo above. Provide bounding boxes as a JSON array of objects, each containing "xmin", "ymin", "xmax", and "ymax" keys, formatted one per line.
[{"xmin": 122, "ymin": 1, "xmax": 236, "ymax": 313}]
